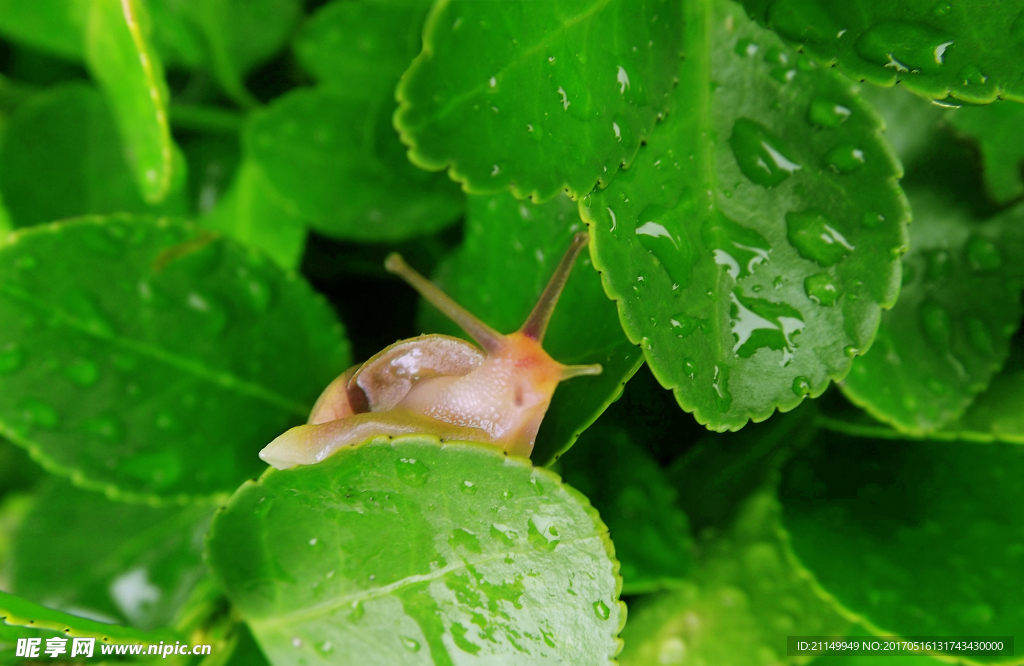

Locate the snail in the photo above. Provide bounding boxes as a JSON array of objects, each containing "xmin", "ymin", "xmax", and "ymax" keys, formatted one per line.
[{"xmin": 259, "ymin": 232, "xmax": 602, "ymax": 469}]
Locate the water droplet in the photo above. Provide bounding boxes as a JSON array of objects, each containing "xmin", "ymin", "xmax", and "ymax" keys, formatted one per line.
[
  {"xmin": 315, "ymin": 640, "xmax": 334, "ymax": 656},
  {"xmin": 528, "ymin": 517, "xmax": 560, "ymax": 551},
  {"xmin": 825, "ymin": 144, "xmax": 866, "ymax": 172},
  {"xmin": 186, "ymin": 292, "xmax": 228, "ymax": 336},
  {"xmin": 844, "ymin": 345, "xmax": 861, "ymax": 357},
  {"xmin": 861, "ymin": 211, "xmax": 885, "ymax": 228},
  {"xmin": 65, "ymin": 358, "xmax": 100, "ymax": 387},
  {"xmin": 460, "ymin": 480, "xmax": 477, "ymax": 495},
  {"xmin": 730, "ymin": 291, "xmax": 805, "ymax": 365},
  {"xmin": 616, "ymin": 65, "xmax": 630, "ymax": 93},
  {"xmin": 712, "ymin": 365, "xmax": 732, "ymax": 412},
  {"xmin": 932, "ymin": 2, "xmax": 952, "ymax": 16},
  {"xmin": 919, "ymin": 301, "xmax": 952, "ymax": 352},
  {"xmin": 291, "ymin": 636, "xmax": 302, "ymax": 648},
  {"xmin": 729, "ymin": 118, "xmax": 801, "ymax": 187},
  {"xmin": 80, "ymin": 225, "xmax": 125, "ymax": 256},
  {"xmin": 63, "ymin": 291, "xmax": 115, "ymax": 337},
  {"xmin": 804, "ymin": 273, "xmax": 840, "ymax": 305},
  {"xmin": 592, "ymin": 600, "xmax": 611, "ymax": 620},
  {"xmin": 768, "ymin": 0, "xmax": 841, "ymax": 45},
  {"xmin": 854, "ymin": 21, "xmax": 954, "ymax": 74},
  {"xmin": 735, "ymin": 38, "xmax": 759, "ymax": 57},
  {"xmin": 965, "ymin": 316, "xmax": 995, "ymax": 356},
  {"xmin": 400, "ymin": 637, "xmax": 421, "ymax": 652},
  {"xmin": 924, "ymin": 248, "xmax": 952, "ymax": 280},
  {"xmin": 792, "ymin": 376, "xmax": 812, "ymax": 396},
  {"xmin": 491, "ymin": 523, "xmax": 518, "ymax": 545},
  {"xmin": 242, "ymin": 274, "xmax": 272, "ymax": 312},
  {"xmin": 18, "ymin": 398, "xmax": 59, "ymax": 430},
  {"xmin": 670, "ymin": 314, "xmax": 704, "ymax": 338},
  {"xmin": 966, "ymin": 235, "xmax": 1002, "ymax": 271},
  {"xmin": 349, "ymin": 601, "xmax": 365, "ymax": 622},
  {"xmin": 786, "ymin": 210, "xmax": 854, "ymax": 266},
  {"xmin": 449, "ymin": 528, "xmax": 482, "ymax": 554},
  {"xmin": 633, "ymin": 205, "xmax": 697, "ymax": 288},
  {"xmin": 702, "ymin": 214, "xmax": 772, "ymax": 280},
  {"xmin": 541, "ymin": 628, "xmax": 556, "ymax": 648},
  {"xmin": 683, "ymin": 359, "xmax": 696, "ymax": 379},
  {"xmin": 396, "ymin": 457, "xmax": 429, "ymax": 486},
  {"xmin": 0, "ymin": 343, "xmax": 24, "ymax": 375},
  {"xmin": 807, "ymin": 98, "xmax": 852, "ymax": 127},
  {"xmin": 83, "ymin": 414, "xmax": 125, "ymax": 444},
  {"xmin": 958, "ymin": 64, "xmax": 988, "ymax": 85}
]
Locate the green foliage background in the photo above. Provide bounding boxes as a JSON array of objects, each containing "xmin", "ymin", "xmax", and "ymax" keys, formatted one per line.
[{"xmin": 0, "ymin": 0, "xmax": 1022, "ymax": 664}]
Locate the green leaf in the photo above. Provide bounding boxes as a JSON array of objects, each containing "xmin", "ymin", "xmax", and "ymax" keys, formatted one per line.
[
  {"xmin": 948, "ymin": 100, "xmax": 1024, "ymax": 204},
  {"xmin": 0, "ymin": 0, "xmax": 90, "ymax": 61},
  {"xmin": 10, "ymin": 480, "xmax": 212, "ymax": 631},
  {"xmin": 201, "ymin": 161, "xmax": 308, "ymax": 271},
  {"xmin": 0, "ymin": 624, "xmax": 64, "ymax": 665},
  {"xmin": 0, "ymin": 84, "xmax": 187, "ymax": 228},
  {"xmin": 740, "ymin": 0, "xmax": 1024, "ymax": 104},
  {"xmin": 86, "ymin": 0, "xmax": 177, "ymax": 204},
  {"xmin": 779, "ymin": 432, "xmax": 1024, "ymax": 659},
  {"xmin": 418, "ymin": 192, "xmax": 643, "ymax": 465},
  {"xmin": 581, "ymin": 0, "xmax": 909, "ymax": 431},
  {"xmin": 0, "ymin": 215, "xmax": 350, "ymax": 501},
  {"xmin": 247, "ymin": 87, "xmax": 464, "ymax": 242},
  {"xmin": 394, "ymin": 0, "xmax": 682, "ymax": 202},
  {"xmin": 944, "ymin": 339, "xmax": 1024, "ymax": 444},
  {"xmin": 0, "ymin": 589, "xmax": 179, "ymax": 644},
  {"xmin": 207, "ymin": 436, "xmax": 624, "ymax": 666},
  {"xmin": 841, "ymin": 192, "xmax": 1024, "ymax": 435},
  {"xmin": 618, "ymin": 488, "xmax": 849, "ymax": 666},
  {"xmin": 558, "ymin": 426, "xmax": 694, "ymax": 594}
]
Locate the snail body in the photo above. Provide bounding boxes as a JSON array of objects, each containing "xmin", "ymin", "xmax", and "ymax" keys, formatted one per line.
[{"xmin": 259, "ymin": 233, "xmax": 601, "ymax": 470}]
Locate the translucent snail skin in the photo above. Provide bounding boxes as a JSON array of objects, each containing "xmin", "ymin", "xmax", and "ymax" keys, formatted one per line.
[{"xmin": 259, "ymin": 232, "xmax": 602, "ymax": 470}]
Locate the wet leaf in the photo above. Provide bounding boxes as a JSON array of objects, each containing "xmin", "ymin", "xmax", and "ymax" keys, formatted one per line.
[
  {"xmin": 582, "ymin": 0, "xmax": 908, "ymax": 431},
  {"xmin": 207, "ymin": 436, "xmax": 624, "ymax": 666},
  {"xmin": 10, "ymin": 481, "xmax": 212, "ymax": 631},
  {"xmin": 418, "ymin": 192, "xmax": 643, "ymax": 465},
  {"xmin": 0, "ymin": 215, "xmax": 350, "ymax": 501},
  {"xmin": 780, "ymin": 432, "xmax": 1024, "ymax": 660},
  {"xmin": 558, "ymin": 426, "xmax": 694, "ymax": 594},
  {"xmin": 201, "ymin": 161, "xmax": 308, "ymax": 271},
  {"xmin": 85, "ymin": 0, "xmax": 177, "ymax": 204},
  {"xmin": 247, "ymin": 87, "xmax": 464, "ymax": 242},
  {"xmin": 948, "ymin": 100, "xmax": 1024, "ymax": 204},
  {"xmin": 841, "ymin": 192, "xmax": 1024, "ymax": 434},
  {"xmin": 394, "ymin": 0, "xmax": 682, "ymax": 202},
  {"xmin": 741, "ymin": 0, "xmax": 1024, "ymax": 103},
  {"xmin": 619, "ymin": 488, "xmax": 849, "ymax": 666},
  {"xmin": 0, "ymin": 624, "xmax": 64, "ymax": 665}
]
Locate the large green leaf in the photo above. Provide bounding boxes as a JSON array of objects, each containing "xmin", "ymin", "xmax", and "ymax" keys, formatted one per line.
[
  {"xmin": 740, "ymin": 0, "xmax": 1024, "ymax": 104},
  {"xmin": 582, "ymin": 0, "xmax": 908, "ymax": 431},
  {"xmin": 0, "ymin": 215, "xmax": 350, "ymax": 501},
  {"xmin": 207, "ymin": 436, "xmax": 624, "ymax": 666},
  {"xmin": 558, "ymin": 426, "xmax": 693, "ymax": 594},
  {"xmin": 418, "ymin": 192, "xmax": 643, "ymax": 465},
  {"xmin": 0, "ymin": 84, "xmax": 186, "ymax": 228},
  {"xmin": 86, "ymin": 0, "xmax": 177, "ymax": 204},
  {"xmin": 841, "ymin": 193, "xmax": 1024, "ymax": 435},
  {"xmin": 200, "ymin": 161, "xmax": 308, "ymax": 271},
  {"xmin": 394, "ymin": 0, "xmax": 682, "ymax": 202},
  {"xmin": 948, "ymin": 101, "xmax": 1024, "ymax": 204},
  {"xmin": 247, "ymin": 87, "xmax": 464, "ymax": 242},
  {"xmin": 11, "ymin": 480, "xmax": 212, "ymax": 631},
  {"xmin": 618, "ymin": 488, "xmax": 849, "ymax": 666},
  {"xmin": 780, "ymin": 432, "xmax": 1024, "ymax": 662}
]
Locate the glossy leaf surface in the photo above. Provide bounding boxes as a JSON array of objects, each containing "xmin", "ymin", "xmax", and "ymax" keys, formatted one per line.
[
  {"xmin": 0, "ymin": 590, "xmax": 178, "ymax": 643},
  {"xmin": 780, "ymin": 432, "xmax": 1024, "ymax": 660},
  {"xmin": 741, "ymin": 0, "xmax": 1024, "ymax": 103},
  {"xmin": 201, "ymin": 161, "xmax": 308, "ymax": 271},
  {"xmin": 248, "ymin": 87, "xmax": 464, "ymax": 242},
  {"xmin": 619, "ymin": 489, "xmax": 848, "ymax": 666},
  {"xmin": 841, "ymin": 193, "xmax": 1024, "ymax": 434},
  {"xmin": 395, "ymin": 0, "xmax": 682, "ymax": 202},
  {"xmin": 11, "ymin": 481, "xmax": 212, "ymax": 631},
  {"xmin": 949, "ymin": 101, "xmax": 1024, "ymax": 204},
  {"xmin": 558, "ymin": 427, "xmax": 693, "ymax": 594},
  {"xmin": 419, "ymin": 192, "xmax": 643, "ymax": 465},
  {"xmin": 583, "ymin": 0, "xmax": 908, "ymax": 431},
  {"xmin": 0, "ymin": 84, "xmax": 186, "ymax": 228},
  {"xmin": 0, "ymin": 216, "xmax": 350, "ymax": 501},
  {"xmin": 207, "ymin": 436, "xmax": 624, "ymax": 666},
  {"xmin": 86, "ymin": 0, "xmax": 176, "ymax": 204}
]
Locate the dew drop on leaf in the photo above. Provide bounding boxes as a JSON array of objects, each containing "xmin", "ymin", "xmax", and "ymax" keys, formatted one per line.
[
  {"xmin": 729, "ymin": 118, "xmax": 802, "ymax": 187},
  {"xmin": 592, "ymin": 599, "xmax": 611, "ymax": 620},
  {"xmin": 965, "ymin": 235, "xmax": 1002, "ymax": 271},
  {"xmin": 825, "ymin": 144, "xmax": 866, "ymax": 172},
  {"xmin": 18, "ymin": 398, "xmax": 59, "ymax": 430},
  {"xmin": 807, "ymin": 98, "xmax": 852, "ymax": 127},
  {"xmin": 460, "ymin": 480, "xmax": 477, "ymax": 495},
  {"xmin": 634, "ymin": 205, "xmax": 697, "ymax": 288},
  {"xmin": 83, "ymin": 414, "xmax": 125, "ymax": 444},
  {"xmin": 786, "ymin": 210, "xmax": 854, "ymax": 266},
  {"xmin": 400, "ymin": 636, "xmax": 421, "ymax": 652},
  {"xmin": 792, "ymin": 376, "xmax": 812, "ymax": 396},
  {"xmin": 853, "ymin": 21, "xmax": 954, "ymax": 74},
  {"xmin": 861, "ymin": 211, "xmax": 885, "ymax": 228},
  {"xmin": 804, "ymin": 273, "xmax": 840, "ymax": 306},
  {"xmin": 702, "ymin": 214, "xmax": 772, "ymax": 280},
  {"xmin": 964, "ymin": 316, "xmax": 995, "ymax": 356},
  {"xmin": 64, "ymin": 358, "xmax": 100, "ymax": 387},
  {"xmin": 919, "ymin": 300, "xmax": 952, "ymax": 352},
  {"xmin": 396, "ymin": 457, "xmax": 429, "ymax": 487},
  {"xmin": 712, "ymin": 365, "xmax": 732, "ymax": 412},
  {"xmin": 670, "ymin": 314, "xmax": 703, "ymax": 338},
  {"xmin": 924, "ymin": 248, "xmax": 953, "ymax": 281}
]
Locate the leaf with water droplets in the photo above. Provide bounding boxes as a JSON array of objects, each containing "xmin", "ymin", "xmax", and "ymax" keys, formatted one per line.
[
  {"xmin": 9, "ymin": 480, "xmax": 212, "ymax": 631},
  {"xmin": 85, "ymin": 0, "xmax": 177, "ymax": 204},
  {"xmin": 948, "ymin": 100, "xmax": 1024, "ymax": 204},
  {"xmin": 0, "ymin": 215, "xmax": 350, "ymax": 502},
  {"xmin": 618, "ymin": 487, "xmax": 849, "ymax": 666},
  {"xmin": 741, "ymin": 0, "xmax": 1024, "ymax": 103},
  {"xmin": 394, "ymin": 0, "xmax": 682, "ymax": 202},
  {"xmin": 206, "ymin": 436, "xmax": 624, "ymax": 666},
  {"xmin": 780, "ymin": 430, "xmax": 1024, "ymax": 657},
  {"xmin": 0, "ymin": 84, "xmax": 187, "ymax": 228},
  {"xmin": 558, "ymin": 426, "xmax": 694, "ymax": 594},
  {"xmin": 582, "ymin": 0, "xmax": 908, "ymax": 431},
  {"xmin": 842, "ymin": 192, "xmax": 1024, "ymax": 435},
  {"xmin": 418, "ymin": 192, "xmax": 643, "ymax": 465}
]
